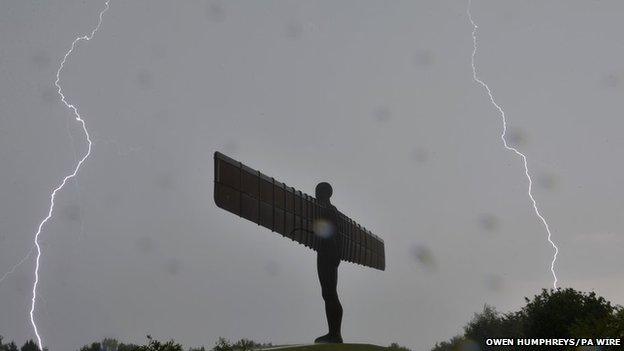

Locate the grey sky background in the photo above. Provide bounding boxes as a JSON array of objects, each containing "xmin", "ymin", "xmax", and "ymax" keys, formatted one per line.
[{"xmin": 1, "ymin": 1, "xmax": 623, "ymax": 350}]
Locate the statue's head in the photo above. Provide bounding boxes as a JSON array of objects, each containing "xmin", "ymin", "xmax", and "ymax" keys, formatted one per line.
[{"xmin": 315, "ymin": 182, "xmax": 333, "ymax": 203}]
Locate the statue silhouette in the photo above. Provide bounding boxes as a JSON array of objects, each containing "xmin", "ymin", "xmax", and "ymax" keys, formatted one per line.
[
  {"xmin": 314, "ymin": 182, "xmax": 343, "ymax": 344},
  {"xmin": 214, "ymin": 152, "xmax": 386, "ymax": 344}
]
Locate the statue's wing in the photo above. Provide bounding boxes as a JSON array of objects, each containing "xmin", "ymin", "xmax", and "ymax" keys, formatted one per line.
[{"xmin": 214, "ymin": 151, "xmax": 385, "ymax": 270}]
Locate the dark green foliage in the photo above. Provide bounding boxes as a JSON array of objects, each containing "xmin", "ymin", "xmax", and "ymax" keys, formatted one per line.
[
  {"xmin": 211, "ymin": 337, "xmax": 272, "ymax": 351},
  {"xmin": 0, "ymin": 336, "xmax": 19, "ymax": 351},
  {"xmin": 116, "ymin": 342, "xmax": 141, "ymax": 351},
  {"xmin": 136, "ymin": 336, "xmax": 183, "ymax": 351},
  {"xmin": 101, "ymin": 338, "xmax": 123, "ymax": 351},
  {"xmin": 387, "ymin": 342, "xmax": 411, "ymax": 351},
  {"xmin": 77, "ymin": 338, "xmax": 139, "ymax": 351},
  {"xmin": 463, "ymin": 305, "xmax": 523, "ymax": 350},
  {"xmin": 211, "ymin": 338, "xmax": 232, "ymax": 351},
  {"xmin": 19, "ymin": 340, "xmax": 39, "ymax": 351},
  {"xmin": 433, "ymin": 288, "xmax": 624, "ymax": 351},
  {"xmin": 431, "ymin": 336, "xmax": 481, "ymax": 351},
  {"xmin": 79, "ymin": 342, "xmax": 102, "ymax": 351},
  {"xmin": 521, "ymin": 288, "xmax": 615, "ymax": 338},
  {"xmin": 608, "ymin": 308, "xmax": 624, "ymax": 337}
]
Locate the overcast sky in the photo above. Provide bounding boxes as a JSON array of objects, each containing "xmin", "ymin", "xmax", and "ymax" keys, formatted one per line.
[{"xmin": 1, "ymin": 1, "xmax": 624, "ymax": 350}]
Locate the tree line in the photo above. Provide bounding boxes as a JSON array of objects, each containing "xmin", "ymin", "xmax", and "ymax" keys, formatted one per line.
[
  {"xmin": 432, "ymin": 288, "xmax": 624, "ymax": 350},
  {"xmin": 0, "ymin": 335, "xmax": 415, "ymax": 351},
  {"xmin": 3, "ymin": 288, "xmax": 623, "ymax": 351},
  {"xmin": 0, "ymin": 335, "xmax": 275, "ymax": 351}
]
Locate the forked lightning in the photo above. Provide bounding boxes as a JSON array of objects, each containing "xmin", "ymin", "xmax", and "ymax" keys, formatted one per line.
[
  {"xmin": 467, "ymin": 0, "xmax": 559, "ymax": 289},
  {"xmin": 28, "ymin": 1, "xmax": 110, "ymax": 349}
]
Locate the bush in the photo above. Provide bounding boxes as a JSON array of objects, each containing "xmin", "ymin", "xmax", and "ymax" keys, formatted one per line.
[
  {"xmin": 136, "ymin": 336, "xmax": 183, "ymax": 351},
  {"xmin": 433, "ymin": 288, "xmax": 624, "ymax": 351}
]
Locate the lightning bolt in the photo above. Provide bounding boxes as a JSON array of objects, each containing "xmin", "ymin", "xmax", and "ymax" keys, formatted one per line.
[
  {"xmin": 26, "ymin": 2, "xmax": 111, "ymax": 349},
  {"xmin": 0, "ymin": 248, "xmax": 34, "ymax": 285},
  {"xmin": 467, "ymin": 0, "xmax": 559, "ymax": 289}
]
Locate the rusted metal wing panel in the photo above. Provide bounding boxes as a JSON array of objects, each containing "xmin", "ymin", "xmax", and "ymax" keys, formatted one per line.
[{"xmin": 214, "ymin": 151, "xmax": 385, "ymax": 270}]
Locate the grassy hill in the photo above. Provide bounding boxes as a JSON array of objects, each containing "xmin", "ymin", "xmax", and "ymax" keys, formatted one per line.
[{"xmin": 258, "ymin": 344, "xmax": 391, "ymax": 351}]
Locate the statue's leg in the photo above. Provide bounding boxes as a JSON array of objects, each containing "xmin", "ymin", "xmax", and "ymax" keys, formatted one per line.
[
  {"xmin": 326, "ymin": 262, "xmax": 343, "ymax": 339},
  {"xmin": 316, "ymin": 256, "xmax": 343, "ymax": 343}
]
